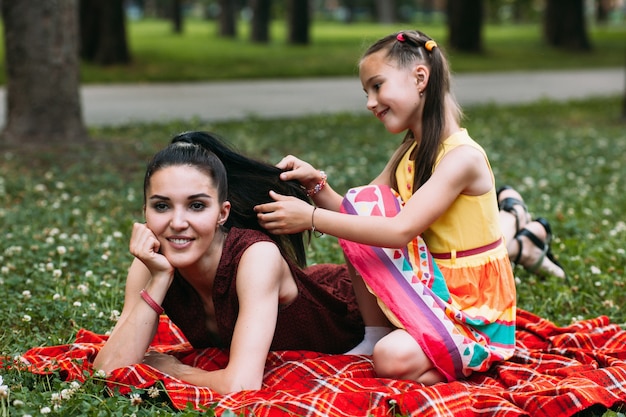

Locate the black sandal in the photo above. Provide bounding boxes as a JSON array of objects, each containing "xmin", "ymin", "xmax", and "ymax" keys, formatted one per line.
[
  {"xmin": 497, "ymin": 185, "xmax": 530, "ymax": 232},
  {"xmin": 512, "ymin": 217, "xmax": 567, "ymax": 280}
]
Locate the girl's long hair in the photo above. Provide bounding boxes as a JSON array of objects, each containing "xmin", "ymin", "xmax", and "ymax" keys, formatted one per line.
[
  {"xmin": 170, "ymin": 131, "xmax": 310, "ymax": 268},
  {"xmin": 361, "ymin": 30, "xmax": 461, "ymax": 191}
]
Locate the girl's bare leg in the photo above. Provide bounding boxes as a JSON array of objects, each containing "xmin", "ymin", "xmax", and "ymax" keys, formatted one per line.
[{"xmin": 345, "ymin": 261, "xmax": 392, "ymax": 355}]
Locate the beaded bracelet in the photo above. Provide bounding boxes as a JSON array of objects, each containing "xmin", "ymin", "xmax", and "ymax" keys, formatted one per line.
[
  {"xmin": 306, "ymin": 171, "xmax": 327, "ymax": 197},
  {"xmin": 140, "ymin": 289, "xmax": 164, "ymax": 315}
]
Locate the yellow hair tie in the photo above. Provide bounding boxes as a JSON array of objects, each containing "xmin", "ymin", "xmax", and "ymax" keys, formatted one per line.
[{"xmin": 424, "ymin": 40, "xmax": 437, "ymax": 52}]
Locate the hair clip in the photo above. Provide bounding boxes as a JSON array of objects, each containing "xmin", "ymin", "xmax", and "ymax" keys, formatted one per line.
[
  {"xmin": 424, "ymin": 40, "xmax": 437, "ymax": 51},
  {"xmin": 396, "ymin": 33, "xmax": 406, "ymax": 42}
]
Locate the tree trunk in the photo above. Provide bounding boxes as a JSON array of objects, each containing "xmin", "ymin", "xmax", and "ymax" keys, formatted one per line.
[
  {"xmin": 218, "ymin": 0, "xmax": 237, "ymax": 38},
  {"xmin": 375, "ymin": 0, "xmax": 396, "ymax": 23},
  {"xmin": 447, "ymin": 0, "xmax": 483, "ymax": 52},
  {"xmin": 79, "ymin": 0, "xmax": 131, "ymax": 65},
  {"xmin": 250, "ymin": 0, "xmax": 271, "ymax": 43},
  {"xmin": 172, "ymin": 0, "xmax": 183, "ymax": 34},
  {"xmin": 596, "ymin": 0, "xmax": 610, "ymax": 24},
  {"xmin": 622, "ymin": 53, "xmax": 626, "ymax": 121},
  {"xmin": 544, "ymin": 0, "xmax": 591, "ymax": 51},
  {"xmin": 287, "ymin": 0, "xmax": 309, "ymax": 45},
  {"xmin": 1, "ymin": 0, "xmax": 88, "ymax": 145}
]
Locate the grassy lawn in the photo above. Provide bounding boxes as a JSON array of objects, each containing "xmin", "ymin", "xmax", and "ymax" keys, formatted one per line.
[
  {"xmin": 0, "ymin": 95, "xmax": 625, "ymax": 415},
  {"xmin": 0, "ymin": 19, "xmax": 623, "ymax": 84}
]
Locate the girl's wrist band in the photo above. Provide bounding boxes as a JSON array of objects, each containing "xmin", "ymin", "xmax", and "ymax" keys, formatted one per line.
[
  {"xmin": 311, "ymin": 206, "xmax": 324, "ymax": 237},
  {"xmin": 306, "ymin": 171, "xmax": 327, "ymax": 197},
  {"xmin": 140, "ymin": 289, "xmax": 164, "ymax": 315}
]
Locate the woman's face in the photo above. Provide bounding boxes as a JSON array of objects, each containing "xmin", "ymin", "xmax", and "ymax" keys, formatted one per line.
[{"xmin": 144, "ymin": 164, "xmax": 230, "ymax": 269}]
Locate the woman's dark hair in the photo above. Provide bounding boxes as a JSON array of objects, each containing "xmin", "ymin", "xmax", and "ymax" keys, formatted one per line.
[
  {"xmin": 144, "ymin": 140, "xmax": 229, "ymax": 204},
  {"xmin": 167, "ymin": 131, "xmax": 311, "ymax": 267}
]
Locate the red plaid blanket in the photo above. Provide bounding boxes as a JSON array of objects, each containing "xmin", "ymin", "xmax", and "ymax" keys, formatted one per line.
[{"xmin": 19, "ymin": 309, "xmax": 626, "ymax": 416}]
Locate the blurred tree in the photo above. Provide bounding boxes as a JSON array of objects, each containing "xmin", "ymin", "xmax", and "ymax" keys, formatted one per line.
[
  {"xmin": 1, "ymin": 0, "xmax": 88, "ymax": 144},
  {"xmin": 595, "ymin": 0, "xmax": 610, "ymax": 24},
  {"xmin": 218, "ymin": 0, "xmax": 237, "ymax": 37},
  {"xmin": 173, "ymin": 0, "xmax": 183, "ymax": 33},
  {"xmin": 287, "ymin": 0, "xmax": 309, "ymax": 45},
  {"xmin": 543, "ymin": 0, "xmax": 591, "ymax": 51},
  {"xmin": 80, "ymin": 0, "xmax": 131, "ymax": 65},
  {"xmin": 447, "ymin": 0, "xmax": 483, "ymax": 52},
  {"xmin": 250, "ymin": 0, "xmax": 272, "ymax": 43},
  {"xmin": 375, "ymin": 0, "xmax": 397, "ymax": 23}
]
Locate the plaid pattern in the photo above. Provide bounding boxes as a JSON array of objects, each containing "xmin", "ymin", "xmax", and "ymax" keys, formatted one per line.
[{"xmin": 18, "ymin": 309, "xmax": 626, "ymax": 416}]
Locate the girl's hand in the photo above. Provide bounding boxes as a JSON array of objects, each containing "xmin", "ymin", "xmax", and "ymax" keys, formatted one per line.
[
  {"xmin": 129, "ymin": 223, "xmax": 173, "ymax": 277},
  {"xmin": 276, "ymin": 155, "xmax": 321, "ymax": 190},
  {"xmin": 255, "ymin": 191, "xmax": 313, "ymax": 235}
]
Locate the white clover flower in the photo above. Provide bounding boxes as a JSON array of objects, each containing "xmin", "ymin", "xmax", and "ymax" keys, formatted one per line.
[
  {"xmin": 109, "ymin": 310, "xmax": 121, "ymax": 321},
  {"xmin": 34, "ymin": 184, "xmax": 47, "ymax": 192},
  {"xmin": 51, "ymin": 392, "xmax": 62, "ymax": 404},
  {"xmin": 101, "ymin": 254, "xmax": 109, "ymax": 261},
  {"xmin": 129, "ymin": 392, "xmax": 142, "ymax": 406},
  {"xmin": 77, "ymin": 284, "xmax": 89, "ymax": 295},
  {"xmin": 113, "ymin": 231, "xmax": 123, "ymax": 239},
  {"xmin": 591, "ymin": 266, "xmax": 602, "ymax": 275},
  {"xmin": 85, "ymin": 270, "xmax": 94, "ymax": 278},
  {"xmin": 22, "ymin": 290, "xmax": 31, "ymax": 299},
  {"xmin": 94, "ymin": 369, "xmax": 106, "ymax": 378},
  {"xmin": 56, "ymin": 246, "xmax": 67, "ymax": 256},
  {"xmin": 12, "ymin": 399, "xmax": 24, "ymax": 407},
  {"xmin": 0, "ymin": 376, "xmax": 8, "ymax": 399},
  {"xmin": 22, "ymin": 314, "xmax": 31, "ymax": 322},
  {"xmin": 148, "ymin": 386, "xmax": 160, "ymax": 398},
  {"xmin": 70, "ymin": 381, "xmax": 81, "ymax": 390},
  {"xmin": 45, "ymin": 237, "xmax": 55, "ymax": 245},
  {"xmin": 73, "ymin": 301, "xmax": 82, "ymax": 307},
  {"xmin": 1, "ymin": 266, "xmax": 9, "ymax": 275},
  {"xmin": 55, "ymin": 181, "xmax": 65, "ymax": 190},
  {"xmin": 45, "ymin": 262, "xmax": 54, "ymax": 271},
  {"xmin": 53, "ymin": 293, "xmax": 61, "ymax": 301},
  {"xmin": 40, "ymin": 406, "xmax": 51, "ymax": 414},
  {"xmin": 53, "ymin": 269, "xmax": 62, "ymax": 278}
]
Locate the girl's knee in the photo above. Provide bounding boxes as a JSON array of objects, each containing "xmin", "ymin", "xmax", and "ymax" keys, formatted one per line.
[{"xmin": 372, "ymin": 330, "xmax": 445, "ymax": 385}]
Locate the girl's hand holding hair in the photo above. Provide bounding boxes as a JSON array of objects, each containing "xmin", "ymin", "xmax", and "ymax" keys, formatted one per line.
[
  {"xmin": 276, "ymin": 155, "xmax": 322, "ymax": 190},
  {"xmin": 255, "ymin": 191, "xmax": 314, "ymax": 235}
]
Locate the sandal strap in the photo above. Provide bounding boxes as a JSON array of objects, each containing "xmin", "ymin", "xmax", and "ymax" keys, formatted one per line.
[
  {"xmin": 514, "ymin": 227, "xmax": 549, "ymax": 274},
  {"xmin": 498, "ymin": 197, "xmax": 528, "ymax": 231}
]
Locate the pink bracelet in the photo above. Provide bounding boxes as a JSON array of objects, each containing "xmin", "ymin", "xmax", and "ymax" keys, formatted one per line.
[
  {"xmin": 140, "ymin": 289, "xmax": 164, "ymax": 315},
  {"xmin": 306, "ymin": 171, "xmax": 327, "ymax": 197}
]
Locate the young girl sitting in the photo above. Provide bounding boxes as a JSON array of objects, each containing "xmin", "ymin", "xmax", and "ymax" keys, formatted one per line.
[{"xmin": 255, "ymin": 30, "xmax": 519, "ymax": 385}]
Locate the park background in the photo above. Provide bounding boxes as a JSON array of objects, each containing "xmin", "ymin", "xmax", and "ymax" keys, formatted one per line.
[{"xmin": 0, "ymin": 0, "xmax": 626, "ymax": 415}]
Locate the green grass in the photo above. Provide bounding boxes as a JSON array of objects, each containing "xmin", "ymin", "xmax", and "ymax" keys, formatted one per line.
[
  {"xmin": 1, "ymin": 19, "xmax": 623, "ymax": 84},
  {"xmin": 0, "ymin": 96, "xmax": 625, "ymax": 415}
]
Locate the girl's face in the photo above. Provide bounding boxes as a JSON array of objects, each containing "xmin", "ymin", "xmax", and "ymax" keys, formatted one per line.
[
  {"xmin": 359, "ymin": 50, "xmax": 424, "ymax": 134},
  {"xmin": 144, "ymin": 165, "xmax": 230, "ymax": 270}
]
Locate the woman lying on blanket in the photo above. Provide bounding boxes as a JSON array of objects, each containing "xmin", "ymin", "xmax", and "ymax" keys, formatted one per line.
[
  {"xmin": 93, "ymin": 131, "xmax": 364, "ymax": 394},
  {"xmin": 255, "ymin": 30, "xmax": 560, "ymax": 385}
]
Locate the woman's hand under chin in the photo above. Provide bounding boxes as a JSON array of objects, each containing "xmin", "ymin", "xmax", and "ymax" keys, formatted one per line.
[{"xmin": 129, "ymin": 222, "xmax": 174, "ymax": 278}]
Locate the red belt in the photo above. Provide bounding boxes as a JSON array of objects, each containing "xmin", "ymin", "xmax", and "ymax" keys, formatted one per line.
[{"xmin": 431, "ymin": 238, "xmax": 503, "ymax": 260}]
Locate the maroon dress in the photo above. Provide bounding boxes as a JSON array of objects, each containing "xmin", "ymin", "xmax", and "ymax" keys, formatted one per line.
[{"xmin": 162, "ymin": 227, "xmax": 364, "ymax": 354}]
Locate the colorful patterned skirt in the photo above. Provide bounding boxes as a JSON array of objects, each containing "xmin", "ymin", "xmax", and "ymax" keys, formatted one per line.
[{"xmin": 339, "ymin": 185, "xmax": 516, "ymax": 381}]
